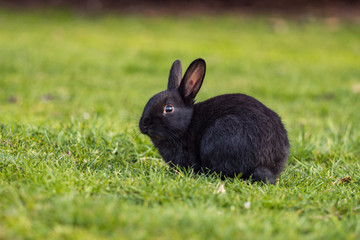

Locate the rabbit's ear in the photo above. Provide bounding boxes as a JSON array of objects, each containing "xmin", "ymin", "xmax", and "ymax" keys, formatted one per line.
[
  {"xmin": 167, "ymin": 60, "xmax": 182, "ymax": 90},
  {"xmin": 180, "ymin": 58, "xmax": 206, "ymax": 100}
]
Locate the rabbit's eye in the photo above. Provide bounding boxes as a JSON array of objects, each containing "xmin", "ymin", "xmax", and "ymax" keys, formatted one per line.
[{"xmin": 164, "ymin": 105, "xmax": 174, "ymax": 113}]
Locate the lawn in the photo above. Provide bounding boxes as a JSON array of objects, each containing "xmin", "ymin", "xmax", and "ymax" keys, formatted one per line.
[{"xmin": 1, "ymin": 9, "xmax": 360, "ymax": 240}]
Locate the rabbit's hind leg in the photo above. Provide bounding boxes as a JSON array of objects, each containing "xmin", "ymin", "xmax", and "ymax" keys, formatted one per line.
[{"xmin": 252, "ymin": 166, "xmax": 276, "ymax": 184}]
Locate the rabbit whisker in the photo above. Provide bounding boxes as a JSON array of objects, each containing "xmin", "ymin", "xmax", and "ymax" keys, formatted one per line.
[
  {"xmin": 167, "ymin": 130, "xmax": 185, "ymax": 147},
  {"xmin": 130, "ymin": 128, "xmax": 142, "ymax": 138},
  {"xmin": 167, "ymin": 133, "xmax": 180, "ymax": 149}
]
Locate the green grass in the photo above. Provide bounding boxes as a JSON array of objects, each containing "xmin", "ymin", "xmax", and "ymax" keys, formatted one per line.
[{"xmin": 1, "ymin": 9, "xmax": 360, "ymax": 239}]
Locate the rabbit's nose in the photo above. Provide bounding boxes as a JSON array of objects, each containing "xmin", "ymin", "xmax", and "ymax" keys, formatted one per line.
[{"xmin": 142, "ymin": 117, "xmax": 152, "ymax": 127}]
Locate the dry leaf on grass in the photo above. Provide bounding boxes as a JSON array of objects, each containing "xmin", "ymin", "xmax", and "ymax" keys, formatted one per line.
[
  {"xmin": 352, "ymin": 83, "xmax": 360, "ymax": 93},
  {"xmin": 213, "ymin": 183, "xmax": 226, "ymax": 194},
  {"xmin": 332, "ymin": 176, "xmax": 352, "ymax": 185}
]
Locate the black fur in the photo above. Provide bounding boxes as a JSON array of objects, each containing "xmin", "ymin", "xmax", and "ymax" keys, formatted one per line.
[{"xmin": 139, "ymin": 58, "xmax": 290, "ymax": 184}]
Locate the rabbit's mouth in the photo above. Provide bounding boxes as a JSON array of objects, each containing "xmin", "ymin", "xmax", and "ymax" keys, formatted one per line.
[
  {"xmin": 148, "ymin": 131, "xmax": 165, "ymax": 141},
  {"xmin": 140, "ymin": 126, "xmax": 164, "ymax": 141}
]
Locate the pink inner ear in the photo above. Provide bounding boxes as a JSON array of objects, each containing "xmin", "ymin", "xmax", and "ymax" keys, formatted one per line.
[{"xmin": 189, "ymin": 80, "xmax": 194, "ymax": 86}]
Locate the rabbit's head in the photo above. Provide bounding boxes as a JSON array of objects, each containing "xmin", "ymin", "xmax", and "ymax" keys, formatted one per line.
[{"xmin": 139, "ymin": 59, "xmax": 206, "ymax": 141}]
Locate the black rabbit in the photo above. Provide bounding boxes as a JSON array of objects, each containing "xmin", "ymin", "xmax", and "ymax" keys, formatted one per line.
[{"xmin": 139, "ymin": 58, "xmax": 290, "ymax": 184}]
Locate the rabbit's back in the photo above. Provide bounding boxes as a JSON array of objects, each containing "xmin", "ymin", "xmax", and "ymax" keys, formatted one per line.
[{"xmin": 191, "ymin": 94, "xmax": 289, "ymax": 180}]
